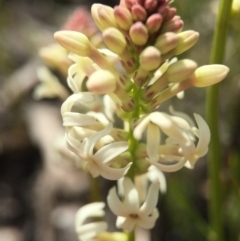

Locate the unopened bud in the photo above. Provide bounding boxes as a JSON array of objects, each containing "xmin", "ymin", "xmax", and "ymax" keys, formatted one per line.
[
  {"xmin": 146, "ymin": 14, "xmax": 162, "ymax": 33},
  {"xmin": 166, "ymin": 59, "xmax": 197, "ymax": 83},
  {"xmin": 102, "ymin": 27, "xmax": 127, "ymax": 54},
  {"xmin": 193, "ymin": 65, "xmax": 229, "ymax": 87},
  {"xmin": 114, "ymin": 6, "xmax": 133, "ymax": 30},
  {"xmin": 129, "ymin": 22, "xmax": 149, "ymax": 45},
  {"xmin": 87, "ymin": 70, "xmax": 117, "ymax": 94},
  {"xmin": 160, "ymin": 16, "xmax": 184, "ymax": 33},
  {"xmin": 174, "ymin": 30, "xmax": 199, "ymax": 55},
  {"xmin": 54, "ymin": 31, "xmax": 90, "ymax": 56},
  {"xmin": 154, "ymin": 32, "xmax": 178, "ymax": 54},
  {"xmin": 139, "ymin": 46, "xmax": 161, "ymax": 71},
  {"xmin": 131, "ymin": 4, "xmax": 147, "ymax": 21},
  {"xmin": 144, "ymin": 0, "xmax": 158, "ymax": 12},
  {"xmin": 91, "ymin": 4, "xmax": 117, "ymax": 31},
  {"xmin": 124, "ymin": 0, "xmax": 135, "ymax": 9}
]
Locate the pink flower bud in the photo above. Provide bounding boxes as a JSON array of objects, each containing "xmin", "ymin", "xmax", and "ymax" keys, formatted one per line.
[
  {"xmin": 154, "ymin": 32, "xmax": 178, "ymax": 54},
  {"xmin": 114, "ymin": 6, "xmax": 133, "ymax": 30},
  {"xmin": 131, "ymin": 4, "xmax": 147, "ymax": 21},
  {"xmin": 102, "ymin": 27, "xmax": 127, "ymax": 54},
  {"xmin": 87, "ymin": 70, "xmax": 117, "ymax": 94},
  {"xmin": 129, "ymin": 22, "xmax": 149, "ymax": 45},
  {"xmin": 174, "ymin": 30, "xmax": 199, "ymax": 55},
  {"xmin": 91, "ymin": 4, "xmax": 117, "ymax": 31},
  {"xmin": 144, "ymin": 0, "xmax": 158, "ymax": 12},
  {"xmin": 54, "ymin": 31, "xmax": 90, "ymax": 56},
  {"xmin": 160, "ymin": 16, "xmax": 184, "ymax": 33},
  {"xmin": 146, "ymin": 14, "xmax": 163, "ymax": 33},
  {"xmin": 166, "ymin": 59, "xmax": 198, "ymax": 83},
  {"xmin": 139, "ymin": 46, "xmax": 161, "ymax": 71}
]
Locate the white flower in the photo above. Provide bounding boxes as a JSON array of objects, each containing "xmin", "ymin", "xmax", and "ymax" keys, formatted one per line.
[
  {"xmin": 107, "ymin": 177, "xmax": 159, "ymax": 232},
  {"xmin": 33, "ymin": 66, "xmax": 69, "ymax": 100},
  {"xmin": 75, "ymin": 202, "xmax": 107, "ymax": 241},
  {"xmin": 133, "ymin": 111, "xmax": 210, "ymax": 171},
  {"xmin": 66, "ymin": 123, "xmax": 131, "ymax": 180}
]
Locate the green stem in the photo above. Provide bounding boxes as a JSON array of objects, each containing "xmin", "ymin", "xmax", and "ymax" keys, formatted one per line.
[
  {"xmin": 127, "ymin": 230, "xmax": 135, "ymax": 241},
  {"xmin": 206, "ymin": 0, "xmax": 232, "ymax": 240},
  {"xmin": 89, "ymin": 175, "xmax": 101, "ymax": 202}
]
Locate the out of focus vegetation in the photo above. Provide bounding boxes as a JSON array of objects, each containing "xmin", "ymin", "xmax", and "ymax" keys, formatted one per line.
[{"xmin": 0, "ymin": 0, "xmax": 240, "ymax": 241}]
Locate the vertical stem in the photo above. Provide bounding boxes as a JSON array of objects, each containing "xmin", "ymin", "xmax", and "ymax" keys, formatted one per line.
[
  {"xmin": 127, "ymin": 230, "xmax": 135, "ymax": 241},
  {"xmin": 90, "ymin": 176, "xmax": 101, "ymax": 202},
  {"xmin": 206, "ymin": 0, "xmax": 232, "ymax": 240}
]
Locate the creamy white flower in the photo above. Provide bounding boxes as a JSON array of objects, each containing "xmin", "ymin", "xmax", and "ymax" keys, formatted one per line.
[
  {"xmin": 34, "ymin": 66, "xmax": 69, "ymax": 100},
  {"xmin": 107, "ymin": 177, "xmax": 159, "ymax": 232},
  {"xmin": 134, "ymin": 111, "xmax": 210, "ymax": 171},
  {"xmin": 75, "ymin": 202, "xmax": 107, "ymax": 241},
  {"xmin": 66, "ymin": 123, "xmax": 131, "ymax": 180}
]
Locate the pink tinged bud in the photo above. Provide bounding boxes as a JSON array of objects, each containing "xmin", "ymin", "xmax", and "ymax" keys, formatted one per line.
[
  {"xmin": 87, "ymin": 70, "xmax": 117, "ymax": 94},
  {"xmin": 114, "ymin": 6, "xmax": 133, "ymax": 30},
  {"xmin": 144, "ymin": 0, "xmax": 158, "ymax": 12},
  {"xmin": 131, "ymin": 4, "xmax": 147, "ymax": 21},
  {"xmin": 160, "ymin": 16, "xmax": 184, "ymax": 33},
  {"xmin": 165, "ymin": 7, "xmax": 177, "ymax": 21},
  {"xmin": 154, "ymin": 32, "xmax": 178, "ymax": 54},
  {"xmin": 174, "ymin": 30, "xmax": 199, "ymax": 55},
  {"xmin": 129, "ymin": 22, "xmax": 149, "ymax": 45},
  {"xmin": 91, "ymin": 4, "xmax": 117, "ymax": 31},
  {"xmin": 157, "ymin": 4, "xmax": 170, "ymax": 19},
  {"xmin": 54, "ymin": 31, "xmax": 90, "ymax": 56},
  {"xmin": 102, "ymin": 27, "xmax": 127, "ymax": 54},
  {"xmin": 139, "ymin": 46, "xmax": 162, "ymax": 71},
  {"xmin": 125, "ymin": 0, "xmax": 135, "ymax": 9},
  {"xmin": 166, "ymin": 59, "xmax": 198, "ymax": 83},
  {"xmin": 146, "ymin": 14, "xmax": 163, "ymax": 33},
  {"xmin": 193, "ymin": 65, "xmax": 229, "ymax": 87}
]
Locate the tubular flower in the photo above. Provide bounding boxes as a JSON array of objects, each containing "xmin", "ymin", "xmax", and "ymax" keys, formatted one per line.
[
  {"xmin": 66, "ymin": 123, "xmax": 132, "ymax": 180},
  {"xmin": 75, "ymin": 202, "xmax": 107, "ymax": 241},
  {"xmin": 107, "ymin": 177, "xmax": 159, "ymax": 231}
]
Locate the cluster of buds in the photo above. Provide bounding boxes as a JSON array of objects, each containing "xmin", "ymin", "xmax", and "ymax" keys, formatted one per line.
[{"xmin": 53, "ymin": 0, "xmax": 229, "ymax": 239}]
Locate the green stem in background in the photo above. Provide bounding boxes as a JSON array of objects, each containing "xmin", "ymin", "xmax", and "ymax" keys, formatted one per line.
[
  {"xmin": 206, "ymin": 0, "xmax": 232, "ymax": 240},
  {"xmin": 127, "ymin": 230, "xmax": 135, "ymax": 241}
]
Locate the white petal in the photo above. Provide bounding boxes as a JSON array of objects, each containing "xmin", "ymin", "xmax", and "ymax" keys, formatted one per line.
[
  {"xmin": 140, "ymin": 181, "xmax": 159, "ymax": 216},
  {"xmin": 61, "ymin": 93, "xmax": 94, "ymax": 115},
  {"xmin": 87, "ymin": 111, "xmax": 110, "ymax": 125},
  {"xmin": 84, "ymin": 123, "xmax": 112, "ymax": 156},
  {"xmin": 118, "ymin": 217, "xmax": 136, "ymax": 232},
  {"xmin": 138, "ymin": 209, "xmax": 159, "ymax": 229},
  {"xmin": 123, "ymin": 177, "xmax": 140, "ymax": 214},
  {"xmin": 107, "ymin": 187, "xmax": 128, "ymax": 216},
  {"xmin": 194, "ymin": 113, "xmax": 210, "ymax": 154},
  {"xmin": 94, "ymin": 141, "xmax": 128, "ymax": 164},
  {"xmin": 63, "ymin": 112, "xmax": 96, "ymax": 127},
  {"xmin": 147, "ymin": 166, "xmax": 167, "ymax": 193},
  {"xmin": 116, "ymin": 216, "xmax": 127, "ymax": 229},
  {"xmin": 147, "ymin": 123, "xmax": 160, "ymax": 162},
  {"xmin": 98, "ymin": 162, "xmax": 132, "ymax": 180},
  {"xmin": 133, "ymin": 115, "xmax": 150, "ymax": 140},
  {"xmin": 75, "ymin": 202, "xmax": 105, "ymax": 228},
  {"xmin": 86, "ymin": 162, "xmax": 100, "ymax": 178},
  {"xmin": 147, "ymin": 157, "xmax": 186, "ymax": 172},
  {"xmin": 76, "ymin": 222, "xmax": 107, "ymax": 240}
]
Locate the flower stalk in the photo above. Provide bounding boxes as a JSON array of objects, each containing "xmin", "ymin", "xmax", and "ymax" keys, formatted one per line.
[{"xmin": 206, "ymin": 0, "xmax": 233, "ymax": 240}]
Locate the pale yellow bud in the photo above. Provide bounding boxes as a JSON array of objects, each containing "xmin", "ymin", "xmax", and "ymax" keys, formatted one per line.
[
  {"xmin": 91, "ymin": 4, "xmax": 117, "ymax": 31},
  {"xmin": 166, "ymin": 59, "xmax": 198, "ymax": 83},
  {"xmin": 174, "ymin": 30, "xmax": 199, "ymax": 55},
  {"xmin": 139, "ymin": 46, "xmax": 161, "ymax": 71},
  {"xmin": 54, "ymin": 31, "xmax": 90, "ymax": 56},
  {"xmin": 154, "ymin": 32, "xmax": 178, "ymax": 54},
  {"xmin": 102, "ymin": 27, "xmax": 127, "ymax": 54},
  {"xmin": 193, "ymin": 65, "xmax": 229, "ymax": 87},
  {"xmin": 114, "ymin": 6, "xmax": 133, "ymax": 30},
  {"xmin": 129, "ymin": 22, "xmax": 149, "ymax": 45},
  {"xmin": 87, "ymin": 70, "xmax": 117, "ymax": 94},
  {"xmin": 232, "ymin": 0, "xmax": 240, "ymax": 17}
]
